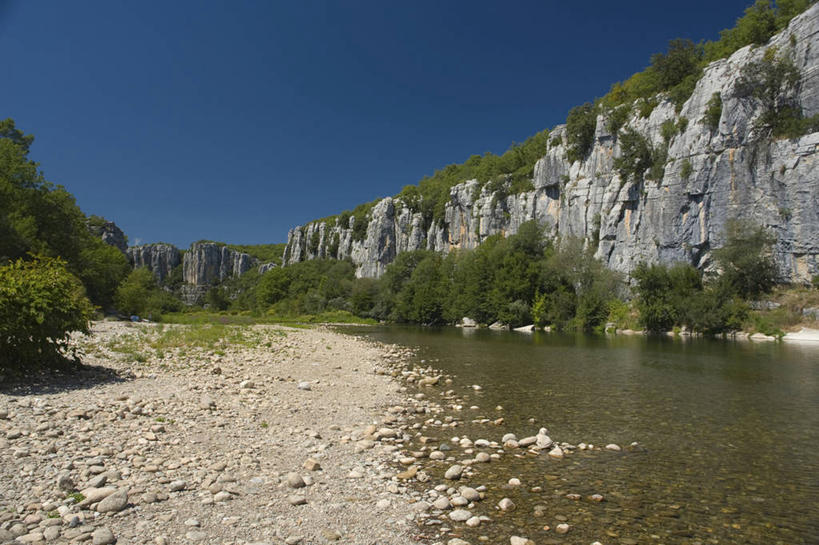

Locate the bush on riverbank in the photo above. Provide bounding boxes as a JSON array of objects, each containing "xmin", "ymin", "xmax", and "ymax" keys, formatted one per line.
[{"xmin": 0, "ymin": 256, "xmax": 94, "ymax": 371}]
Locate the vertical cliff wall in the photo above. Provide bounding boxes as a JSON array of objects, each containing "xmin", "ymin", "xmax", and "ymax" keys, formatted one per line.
[
  {"xmin": 127, "ymin": 244, "xmax": 182, "ymax": 283},
  {"xmin": 284, "ymin": 6, "xmax": 819, "ymax": 283},
  {"xmin": 182, "ymin": 242, "xmax": 257, "ymax": 286}
]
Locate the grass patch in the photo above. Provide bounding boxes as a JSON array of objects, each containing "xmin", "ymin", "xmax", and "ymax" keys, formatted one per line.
[
  {"xmin": 163, "ymin": 310, "xmax": 376, "ymax": 326},
  {"xmin": 745, "ymin": 285, "xmax": 819, "ymax": 333},
  {"xmin": 66, "ymin": 492, "xmax": 85, "ymax": 503}
]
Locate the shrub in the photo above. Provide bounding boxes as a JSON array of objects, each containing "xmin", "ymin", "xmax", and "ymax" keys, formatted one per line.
[
  {"xmin": 499, "ymin": 300, "xmax": 531, "ymax": 328},
  {"xmin": 327, "ymin": 232, "xmax": 340, "ymax": 259},
  {"xmin": 637, "ymin": 97, "xmax": 659, "ymax": 118},
  {"xmin": 648, "ymin": 144, "xmax": 669, "ymax": 181},
  {"xmin": 614, "ymin": 129, "xmax": 654, "ymax": 183},
  {"xmin": 566, "ymin": 103, "xmax": 597, "ymax": 163},
  {"xmin": 0, "ymin": 256, "xmax": 94, "ymax": 371},
  {"xmin": 681, "ymin": 159, "xmax": 693, "ymax": 180},
  {"xmin": 651, "ymin": 39, "xmax": 703, "ymax": 91},
  {"xmin": 713, "ymin": 219, "xmax": 778, "ymax": 299},
  {"xmin": 688, "ymin": 286, "xmax": 748, "ymax": 335},
  {"xmin": 704, "ymin": 0, "xmax": 778, "ymax": 62},
  {"xmin": 114, "ymin": 268, "xmax": 181, "ymax": 319},
  {"xmin": 308, "ymin": 229, "xmax": 321, "ymax": 254},
  {"xmin": 633, "ymin": 262, "xmax": 704, "ymax": 332},
  {"xmin": 704, "ymin": 93, "xmax": 723, "ymax": 131},
  {"xmin": 733, "ymin": 47, "xmax": 813, "ymax": 138},
  {"xmin": 605, "ymin": 105, "xmax": 631, "ymax": 135},
  {"xmin": 661, "ymin": 120, "xmax": 678, "ymax": 144}
]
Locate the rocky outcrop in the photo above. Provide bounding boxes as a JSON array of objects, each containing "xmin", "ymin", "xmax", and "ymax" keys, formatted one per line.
[
  {"xmin": 284, "ymin": 6, "xmax": 819, "ymax": 283},
  {"xmin": 127, "ymin": 244, "xmax": 181, "ymax": 283},
  {"xmin": 88, "ymin": 219, "xmax": 127, "ymax": 253},
  {"xmin": 182, "ymin": 242, "xmax": 257, "ymax": 286}
]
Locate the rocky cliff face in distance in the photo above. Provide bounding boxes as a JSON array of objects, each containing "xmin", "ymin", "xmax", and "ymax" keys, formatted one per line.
[
  {"xmin": 127, "ymin": 243, "xmax": 182, "ymax": 283},
  {"xmin": 88, "ymin": 219, "xmax": 128, "ymax": 254},
  {"xmin": 284, "ymin": 6, "xmax": 819, "ymax": 283},
  {"xmin": 182, "ymin": 242, "xmax": 257, "ymax": 286},
  {"xmin": 125, "ymin": 241, "xmax": 259, "ymax": 304}
]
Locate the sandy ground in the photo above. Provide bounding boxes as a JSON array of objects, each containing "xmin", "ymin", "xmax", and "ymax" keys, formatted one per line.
[{"xmin": 0, "ymin": 321, "xmax": 424, "ymax": 545}]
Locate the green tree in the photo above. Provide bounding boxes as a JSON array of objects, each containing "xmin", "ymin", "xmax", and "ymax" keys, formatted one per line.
[
  {"xmin": 713, "ymin": 219, "xmax": 778, "ymax": 299},
  {"xmin": 397, "ymin": 254, "xmax": 446, "ymax": 324},
  {"xmin": 0, "ymin": 119, "xmax": 130, "ymax": 307},
  {"xmin": 650, "ymin": 39, "xmax": 702, "ymax": 90},
  {"xmin": 0, "ymin": 256, "xmax": 94, "ymax": 371},
  {"xmin": 566, "ymin": 103, "xmax": 597, "ymax": 163},
  {"xmin": 114, "ymin": 268, "xmax": 181, "ymax": 318}
]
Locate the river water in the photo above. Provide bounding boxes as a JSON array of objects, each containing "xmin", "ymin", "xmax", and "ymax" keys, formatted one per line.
[{"xmin": 348, "ymin": 326, "xmax": 819, "ymax": 545}]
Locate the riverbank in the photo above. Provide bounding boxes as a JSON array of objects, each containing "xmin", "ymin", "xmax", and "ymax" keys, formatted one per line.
[{"xmin": 0, "ymin": 321, "xmax": 421, "ymax": 545}]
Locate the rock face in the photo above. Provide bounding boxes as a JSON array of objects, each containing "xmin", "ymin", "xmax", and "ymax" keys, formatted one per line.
[
  {"xmin": 182, "ymin": 242, "xmax": 257, "ymax": 286},
  {"xmin": 88, "ymin": 219, "xmax": 127, "ymax": 253},
  {"xmin": 284, "ymin": 6, "xmax": 819, "ymax": 283},
  {"xmin": 127, "ymin": 243, "xmax": 181, "ymax": 283}
]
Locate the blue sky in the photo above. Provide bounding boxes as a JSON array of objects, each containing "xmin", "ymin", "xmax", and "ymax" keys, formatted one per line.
[{"xmin": 1, "ymin": 0, "xmax": 756, "ymax": 247}]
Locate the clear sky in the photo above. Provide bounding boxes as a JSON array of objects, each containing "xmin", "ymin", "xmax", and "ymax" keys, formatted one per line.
[{"xmin": 1, "ymin": 0, "xmax": 756, "ymax": 247}]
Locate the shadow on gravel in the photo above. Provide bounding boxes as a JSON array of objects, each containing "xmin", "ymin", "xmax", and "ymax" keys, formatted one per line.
[{"xmin": 0, "ymin": 363, "xmax": 131, "ymax": 397}]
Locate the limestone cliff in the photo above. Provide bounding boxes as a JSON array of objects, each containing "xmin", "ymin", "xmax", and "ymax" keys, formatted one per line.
[
  {"xmin": 284, "ymin": 6, "xmax": 819, "ymax": 282},
  {"xmin": 127, "ymin": 243, "xmax": 181, "ymax": 283},
  {"xmin": 182, "ymin": 242, "xmax": 257, "ymax": 286},
  {"xmin": 88, "ymin": 219, "xmax": 127, "ymax": 254}
]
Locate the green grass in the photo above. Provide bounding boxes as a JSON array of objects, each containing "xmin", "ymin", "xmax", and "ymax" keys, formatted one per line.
[
  {"xmin": 743, "ymin": 285, "xmax": 819, "ymax": 334},
  {"xmin": 66, "ymin": 492, "xmax": 85, "ymax": 503},
  {"xmin": 162, "ymin": 309, "xmax": 376, "ymax": 326}
]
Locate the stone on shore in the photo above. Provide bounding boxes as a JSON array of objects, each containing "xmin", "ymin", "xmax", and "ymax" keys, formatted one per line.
[{"xmin": 97, "ymin": 489, "xmax": 128, "ymax": 513}]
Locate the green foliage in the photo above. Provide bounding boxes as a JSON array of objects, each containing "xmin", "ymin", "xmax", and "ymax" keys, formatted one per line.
[
  {"xmin": 0, "ymin": 119, "xmax": 130, "ymax": 308},
  {"xmin": 549, "ymin": 135, "xmax": 563, "ymax": 149},
  {"xmin": 704, "ymin": 93, "xmax": 723, "ymax": 130},
  {"xmin": 327, "ymin": 232, "xmax": 341, "ymax": 259},
  {"xmin": 651, "ymin": 39, "xmax": 703, "ymax": 91},
  {"xmin": 661, "ymin": 120, "xmax": 678, "ymax": 143},
  {"xmin": 637, "ymin": 97, "xmax": 660, "ymax": 118},
  {"xmin": 225, "ymin": 243, "xmax": 286, "ymax": 265},
  {"xmin": 733, "ymin": 46, "xmax": 810, "ymax": 138},
  {"xmin": 648, "ymin": 144, "xmax": 669, "ymax": 181},
  {"xmin": 114, "ymin": 268, "xmax": 182, "ymax": 319},
  {"xmin": 365, "ymin": 222, "xmax": 620, "ymax": 330},
  {"xmin": 254, "ymin": 259, "xmax": 360, "ymax": 316},
  {"xmin": 76, "ymin": 240, "xmax": 131, "ymax": 309},
  {"xmin": 704, "ymin": 0, "xmax": 778, "ymax": 62},
  {"xmin": 0, "ymin": 256, "xmax": 94, "ymax": 371},
  {"xmin": 632, "ymin": 262, "xmax": 702, "ymax": 332},
  {"xmin": 565, "ymin": 103, "xmax": 597, "ymax": 163},
  {"xmin": 614, "ymin": 129, "xmax": 654, "ymax": 183},
  {"xmin": 348, "ymin": 201, "xmax": 377, "ymax": 242},
  {"xmin": 681, "ymin": 159, "xmax": 694, "ymax": 180},
  {"xmin": 308, "ymin": 229, "xmax": 321, "ymax": 254},
  {"xmin": 205, "ymin": 286, "xmax": 231, "ymax": 311},
  {"xmin": 396, "ymin": 253, "xmax": 447, "ymax": 324},
  {"xmin": 687, "ymin": 286, "xmax": 749, "ymax": 335},
  {"xmin": 396, "ymin": 130, "xmax": 549, "ymax": 228},
  {"xmin": 713, "ymin": 219, "xmax": 779, "ymax": 298},
  {"xmin": 605, "ymin": 105, "xmax": 631, "ymax": 135}
]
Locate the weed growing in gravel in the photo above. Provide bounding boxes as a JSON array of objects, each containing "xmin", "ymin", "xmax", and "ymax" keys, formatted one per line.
[{"xmin": 66, "ymin": 492, "xmax": 85, "ymax": 503}]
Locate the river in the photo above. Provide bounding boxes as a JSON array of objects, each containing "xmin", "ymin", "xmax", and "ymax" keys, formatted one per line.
[{"xmin": 347, "ymin": 326, "xmax": 819, "ymax": 545}]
